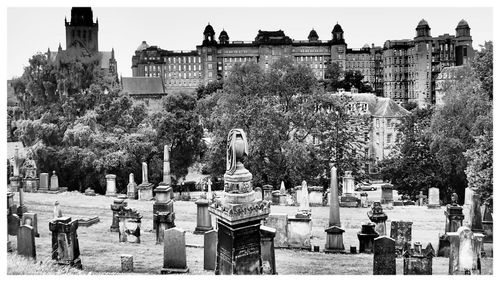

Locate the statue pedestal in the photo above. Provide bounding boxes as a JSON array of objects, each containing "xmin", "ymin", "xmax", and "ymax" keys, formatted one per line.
[
  {"xmin": 153, "ymin": 184, "xmax": 175, "ymax": 237},
  {"xmin": 324, "ymin": 225, "xmax": 345, "ymax": 253},
  {"xmin": 194, "ymin": 198, "xmax": 213, "ymax": 234},
  {"xmin": 9, "ymin": 176, "xmax": 21, "ymax": 192},
  {"xmin": 138, "ymin": 183, "xmax": 154, "ymax": 201}
]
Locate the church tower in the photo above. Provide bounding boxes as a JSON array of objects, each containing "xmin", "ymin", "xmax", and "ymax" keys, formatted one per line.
[{"xmin": 65, "ymin": 7, "xmax": 99, "ymax": 53}]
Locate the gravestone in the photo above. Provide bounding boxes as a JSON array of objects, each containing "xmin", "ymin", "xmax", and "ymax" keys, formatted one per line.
[
  {"xmin": 403, "ymin": 242, "xmax": 434, "ymax": 275},
  {"xmin": 357, "ymin": 222, "xmax": 379, "ymax": 253},
  {"xmin": 360, "ymin": 192, "xmax": 368, "ymax": 208},
  {"xmin": 448, "ymin": 226, "xmax": 483, "ymax": 275},
  {"xmin": 110, "ymin": 198, "xmax": 127, "ymax": 232},
  {"xmin": 161, "ymin": 227, "xmax": 189, "ymax": 274},
  {"xmin": 117, "ymin": 208, "xmax": 142, "ymax": 243},
  {"xmin": 340, "ymin": 171, "xmax": 359, "ymax": 208},
  {"xmin": 105, "ymin": 174, "xmax": 117, "ymax": 197},
  {"xmin": 324, "ymin": 166, "xmax": 345, "ymax": 253},
  {"xmin": 380, "ymin": 184, "xmax": 394, "ymax": 205},
  {"xmin": 462, "ymin": 188, "xmax": 473, "ymax": 228},
  {"xmin": 438, "ymin": 194, "xmax": 464, "ymax": 257},
  {"xmin": 153, "ymin": 149, "xmax": 175, "ymax": 242},
  {"xmin": 260, "ymin": 225, "xmax": 277, "ymax": 275},
  {"xmin": 264, "ymin": 213, "xmax": 288, "ymax": 248},
  {"xmin": 417, "ymin": 190, "xmax": 427, "ymax": 206},
  {"xmin": 254, "ymin": 187, "xmax": 263, "ymax": 201},
  {"xmin": 121, "ymin": 254, "xmax": 133, "ymax": 272},
  {"xmin": 367, "ymin": 202, "xmax": 388, "ymax": 236},
  {"xmin": 287, "ymin": 217, "xmax": 312, "ymax": 250},
  {"xmin": 278, "ymin": 181, "xmax": 287, "ymax": 206},
  {"xmin": 482, "ymin": 197, "xmax": 493, "ymax": 243},
  {"xmin": 208, "ymin": 129, "xmax": 270, "ymax": 275},
  {"xmin": 204, "ymin": 230, "xmax": 217, "ymax": 271},
  {"xmin": 23, "ymin": 165, "xmax": 38, "ymax": 193},
  {"xmin": 137, "ymin": 162, "xmax": 154, "ymax": 200},
  {"xmin": 297, "ymin": 181, "xmax": 310, "ymax": 216},
  {"xmin": 53, "ymin": 201, "xmax": 63, "ymax": 218},
  {"xmin": 427, "ymin": 187, "xmax": 440, "ymax": 209},
  {"xmin": 21, "ymin": 213, "xmax": 39, "ymax": 237},
  {"xmin": 373, "ymin": 236, "xmax": 396, "ymax": 275},
  {"xmin": 49, "ymin": 217, "xmax": 82, "ymax": 269},
  {"xmin": 194, "ymin": 195, "xmax": 213, "ymax": 234},
  {"xmin": 390, "ymin": 221, "xmax": 413, "ymax": 256},
  {"xmin": 17, "ymin": 225, "xmax": 36, "ymax": 260},
  {"xmin": 50, "ymin": 171, "xmax": 59, "ymax": 191},
  {"xmin": 308, "ymin": 186, "xmax": 324, "ymax": 206},
  {"xmin": 263, "ymin": 185, "xmax": 273, "ymax": 202},
  {"xmin": 126, "ymin": 173, "xmax": 138, "ymax": 199},
  {"xmin": 77, "ymin": 216, "xmax": 100, "ymax": 227},
  {"xmin": 470, "ymin": 192, "xmax": 483, "ymax": 233},
  {"xmin": 17, "ymin": 187, "xmax": 27, "ymax": 217},
  {"xmin": 8, "ymin": 213, "xmax": 20, "ymax": 236},
  {"xmin": 39, "ymin": 173, "xmax": 49, "ymax": 192}
]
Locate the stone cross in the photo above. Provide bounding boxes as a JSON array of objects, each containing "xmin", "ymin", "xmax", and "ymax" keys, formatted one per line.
[
  {"xmin": 163, "ymin": 145, "xmax": 171, "ymax": 185},
  {"xmin": 142, "ymin": 162, "xmax": 148, "ymax": 184}
]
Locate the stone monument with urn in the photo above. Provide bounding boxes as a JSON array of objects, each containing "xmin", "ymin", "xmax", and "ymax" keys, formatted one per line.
[
  {"xmin": 208, "ymin": 129, "xmax": 270, "ymax": 275},
  {"xmin": 153, "ymin": 145, "xmax": 176, "ymax": 243}
]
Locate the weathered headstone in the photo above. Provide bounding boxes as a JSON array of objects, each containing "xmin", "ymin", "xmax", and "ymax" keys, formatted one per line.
[
  {"xmin": 208, "ymin": 129, "xmax": 270, "ymax": 275},
  {"xmin": 117, "ymin": 208, "xmax": 142, "ymax": 243},
  {"xmin": 105, "ymin": 174, "xmax": 117, "ymax": 197},
  {"xmin": 390, "ymin": 221, "xmax": 413, "ymax": 256},
  {"xmin": 462, "ymin": 188, "xmax": 473, "ymax": 228},
  {"xmin": 204, "ymin": 230, "xmax": 217, "ymax": 271},
  {"xmin": 403, "ymin": 242, "xmax": 434, "ymax": 275},
  {"xmin": 470, "ymin": 192, "xmax": 483, "ymax": 233},
  {"xmin": 17, "ymin": 225, "xmax": 36, "ymax": 260},
  {"xmin": 482, "ymin": 197, "xmax": 493, "ymax": 243},
  {"xmin": 297, "ymin": 180, "xmax": 311, "ymax": 217},
  {"xmin": 21, "ymin": 213, "xmax": 39, "ymax": 237},
  {"xmin": 264, "ymin": 213, "xmax": 288, "ymax": 248},
  {"xmin": 153, "ymin": 149, "xmax": 175, "ymax": 242},
  {"xmin": 427, "ymin": 187, "xmax": 440, "ymax": 209},
  {"xmin": 260, "ymin": 225, "xmax": 277, "ymax": 275},
  {"xmin": 360, "ymin": 192, "xmax": 368, "ymax": 208},
  {"xmin": 373, "ymin": 236, "xmax": 396, "ymax": 275},
  {"xmin": 161, "ymin": 227, "xmax": 189, "ymax": 274},
  {"xmin": 50, "ymin": 171, "xmax": 59, "ymax": 191},
  {"xmin": 110, "ymin": 199, "xmax": 127, "ymax": 232},
  {"xmin": 194, "ymin": 195, "xmax": 213, "ymax": 234},
  {"xmin": 137, "ymin": 162, "xmax": 154, "ymax": 200},
  {"xmin": 287, "ymin": 217, "xmax": 312, "ymax": 250},
  {"xmin": 448, "ymin": 226, "xmax": 483, "ymax": 275},
  {"xmin": 39, "ymin": 173, "xmax": 49, "ymax": 192},
  {"xmin": 324, "ymin": 166, "xmax": 345, "ymax": 253},
  {"xmin": 121, "ymin": 254, "xmax": 133, "ymax": 272},
  {"xmin": 368, "ymin": 201, "xmax": 388, "ymax": 236},
  {"xmin": 340, "ymin": 171, "xmax": 359, "ymax": 208},
  {"xmin": 254, "ymin": 187, "xmax": 263, "ymax": 201},
  {"xmin": 17, "ymin": 187, "xmax": 27, "ymax": 216},
  {"xmin": 49, "ymin": 217, "xmax": 82, "ymax": 269},
  {"xmin": 263, "ymin": 184, "xmax": 273, "ymax": 202},
  {"xmin": 278, "ymin": 181, "xmax": 287, "ymax": 206},
  {"xmin": 77, "ymin": 216, "xmax": 100, "ymax": 227},
  {"xmin": 380, "ymin": 184, "xmax": 394, "ymax": 205},
  {"xmin": 53, "ymin": 201, "xmax": 63, "ymax": 218},
  {"xmin": 357, "ymin": 222, "xmax": 379, "ymax": 253},
  {"xmin": 126, "ymin": 173, "xmax": 138, "ymax": 199}
]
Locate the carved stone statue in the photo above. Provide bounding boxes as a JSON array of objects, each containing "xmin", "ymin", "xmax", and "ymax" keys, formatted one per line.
[
  {"xmin": 226, "ymin": 129, "xmax": 248, "ymax": 175},
  {"xmin": 451, "ymin": 193, "xmax": 459, "ymax": 206}
]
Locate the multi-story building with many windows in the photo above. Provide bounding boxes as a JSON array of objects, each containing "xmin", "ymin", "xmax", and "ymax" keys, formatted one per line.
[{"xmin": 131, "ymin": 20, "xmax": 473, "ymax": 107}]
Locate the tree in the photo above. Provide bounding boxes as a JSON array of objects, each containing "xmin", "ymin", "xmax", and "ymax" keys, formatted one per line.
[
  {"xmin": 379, "ymin": 107, "xmax": 442, "ymax": 198},
  {"xmin": 200, "ymin": 58, "xmax": 368, "ymax": 189},
  {"xmin": 323, "ymin": 61, "xmax": 343, "ymax": 91},
  {"xmin": 195, "ymin": 79, "xmax": 223, "ymax": 100},
  {"xmin": 343, "ymin": 70, "xmax": 373, "ymax": 93}
]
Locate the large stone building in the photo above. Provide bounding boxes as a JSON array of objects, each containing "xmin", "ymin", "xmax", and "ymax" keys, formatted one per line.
[
  {"xmin": 332, "ymin": 92, "xmax": 410, "ymax": 174},
  {"xmin": 383, "ymin": 19, "xmax": 473, "ymax": 106},
  {"xmin": 47, "ymin": 7, "xmax": 117, "ymax": 78},
  {"xmin": 131, "ymin": 19, "xmax": 472, "ymax": 107}
]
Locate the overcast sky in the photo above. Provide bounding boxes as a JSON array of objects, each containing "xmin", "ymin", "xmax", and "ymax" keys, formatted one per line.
[{"xmin": 6, "ymin": 6, "xmax": 493, "ymax": 79}]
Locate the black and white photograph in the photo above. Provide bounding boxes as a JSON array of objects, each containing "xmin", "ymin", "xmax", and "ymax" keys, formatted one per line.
[{"xmin": 3, "ymin": 0, "xmax": 496, "ymax": 276}]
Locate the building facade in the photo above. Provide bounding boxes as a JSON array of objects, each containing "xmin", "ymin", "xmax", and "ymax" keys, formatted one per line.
[
  {"xmin": 131, "ymin": 20, "xmax": 472, "ymax": 107},
  {"xmin": 47, "ymin": 7, "xmax": 117, "ymax": 78}
]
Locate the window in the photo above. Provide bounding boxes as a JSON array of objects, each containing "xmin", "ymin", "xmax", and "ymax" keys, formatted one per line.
[
  {"xmin": 208, "ymin": 55, "xmax": 213, "ymax": 61},
  {"xmin": 387, "ymin": 133, "xmax": 392, "ymax": 144},
  {"xmin": 208, "ymin": 63, "xmax": 213, "ymax": 70},
  {"xmin": 208, "ymin": 72, "xmax": 213, "ymax": 78}
]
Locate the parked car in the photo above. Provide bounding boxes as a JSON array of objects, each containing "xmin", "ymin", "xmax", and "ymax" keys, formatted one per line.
[{"xmin": 355, "ymin": 182, "xmax": 377, "ymax": 191}]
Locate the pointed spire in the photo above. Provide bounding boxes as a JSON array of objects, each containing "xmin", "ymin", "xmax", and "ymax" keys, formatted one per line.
[
  {"xmin": 111, "ymin": 48, "xmax": 115, "ymax": 58},
  {"xmin": 58, "ymin": 42, "xmax": 62, "ymax": 52}
]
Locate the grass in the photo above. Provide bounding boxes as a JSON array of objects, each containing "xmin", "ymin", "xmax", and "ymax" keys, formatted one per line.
[{"xmin": 7, "ymin": 190, "xmax": 493, "ymax": 275}]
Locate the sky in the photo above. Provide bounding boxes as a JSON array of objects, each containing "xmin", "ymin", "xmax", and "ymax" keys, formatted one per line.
[{"xmin": 6, "ymin": 5, "xmax": 493, "ymax": 79}]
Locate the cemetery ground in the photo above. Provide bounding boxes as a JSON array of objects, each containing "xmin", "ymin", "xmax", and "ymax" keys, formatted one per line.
[{"xmin": 8, "ymin": 191, "xmax": 493, "ymax": 275}]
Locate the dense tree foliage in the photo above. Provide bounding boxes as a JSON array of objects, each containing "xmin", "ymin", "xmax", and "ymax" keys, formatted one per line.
[
  {"xmin": 11, "ymin": 52, "xmax": 203, "ymax": 193},
  {"xmin": 199, "ymin": 58, "xmax": 368, "ymax": 189},
  {"xmin": 381, "ymin": 42, "xmax": 493, "ymax": 203},
  {"xmin": 323, "ymin": 62, "xmax": 373, "ymax": 93}
]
